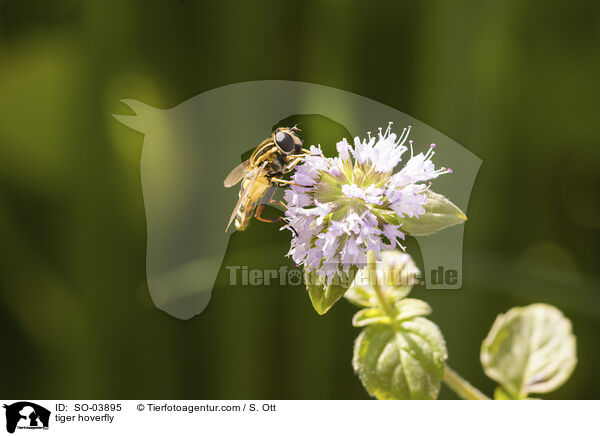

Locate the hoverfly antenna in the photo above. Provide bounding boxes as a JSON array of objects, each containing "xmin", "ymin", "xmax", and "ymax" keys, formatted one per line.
[{"xmin": 291, "ymin": 124, "xmax": 301, "ymax": 132}]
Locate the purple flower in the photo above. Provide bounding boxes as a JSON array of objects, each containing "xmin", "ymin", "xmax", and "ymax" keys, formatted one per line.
[{"xmin": 284, "ymin": 124, "xmax": 451, "ymax": 284}]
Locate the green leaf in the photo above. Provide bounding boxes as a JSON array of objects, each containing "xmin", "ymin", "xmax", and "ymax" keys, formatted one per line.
[
  {"xmin": 353, "ymin": 318, "xmax": 447, "ymax": 400},
  {"xmin": 352, "ymin": 298, "xmax": 432, "ymax": 327},
  {"xmin": 306, "ymin": 266, "xmax": 357, "ymax": 315},
  {"xmin": 481, "ymin": 303, "xmax": 577, "ymax": 399},
  {"xmin": 352, "ymin": 307, "xmax": 390, "ymax": 327},
  {"xmin": 394, "ymin": 298, "xmax": 432, "ymax": 321},
  {"xmin": 344, "ymin": 272, "xmax": 376, "ymax": 308},
  {"xmin": 399, "ymin": 190, "xmax": 467, "ymax": 236}
]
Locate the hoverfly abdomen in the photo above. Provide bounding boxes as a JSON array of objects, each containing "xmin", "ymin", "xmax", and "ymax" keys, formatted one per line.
[{"xmin": 233, "ymin": 173, "xmax": 272, "ymax": 231}]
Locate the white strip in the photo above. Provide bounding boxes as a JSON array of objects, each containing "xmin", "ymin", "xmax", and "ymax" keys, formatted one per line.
[{"xmin": 0, "ymin": 400, "xmax": 594, "ymax": 435}]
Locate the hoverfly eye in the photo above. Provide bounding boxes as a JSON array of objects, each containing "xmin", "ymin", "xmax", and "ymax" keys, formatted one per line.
[{"xmin": 275, "ymin": 131, "xmax": 295, "ymax": 153}]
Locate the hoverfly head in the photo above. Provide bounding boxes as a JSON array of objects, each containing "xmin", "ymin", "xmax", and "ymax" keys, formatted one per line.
[{"xmin": 274, "ymin": 127, "xmax": 303, "ymax": 154}]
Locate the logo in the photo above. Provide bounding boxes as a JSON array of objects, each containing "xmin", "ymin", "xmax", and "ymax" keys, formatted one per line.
[{"xmin": 3, "ymin": 402, "xmax": 50, "ymax": 433}]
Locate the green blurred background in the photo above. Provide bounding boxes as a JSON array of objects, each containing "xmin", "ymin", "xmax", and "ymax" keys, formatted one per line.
[{"xmin": 1, "ymin": 0, "xmax": 599, "ymax": 399}]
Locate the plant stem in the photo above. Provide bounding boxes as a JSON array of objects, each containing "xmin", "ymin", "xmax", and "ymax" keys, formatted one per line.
[
  {"xmin": 367, "ymin": 251, "xmax": 396, "ymax": 318},
  {"xmin": 443, "ymin": 365, "xmax": 491, "ymax": 400}
]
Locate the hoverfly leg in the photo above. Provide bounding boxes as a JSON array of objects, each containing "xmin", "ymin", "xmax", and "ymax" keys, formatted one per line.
[
  {"xmin": 254, "ymin": 204, "xmax": 282, "ymax": 224},
  {"xmin": 255, "ymin": 202, "xmax": 298, "ymax": 236},
  {"xmin": 273, "ymin": 200, "xmax": 288, "ymax": 210},
  {"xmin": 301, "ymin": 148, "xmax": 321, "ymax": 156},
  {"xmin": 270, "ymin": 177, "xmax": 310, "ymax": 188}
]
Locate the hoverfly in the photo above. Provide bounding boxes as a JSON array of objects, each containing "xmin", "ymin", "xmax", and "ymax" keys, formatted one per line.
[{"xmin": 224, "ymin": 126, "xmax": 310, "ymax": 232}]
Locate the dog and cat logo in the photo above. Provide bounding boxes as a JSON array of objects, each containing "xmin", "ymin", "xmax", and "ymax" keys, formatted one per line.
[{"xmin": 3, "ymin": 402, "xmax": 50, "ymax": 433}]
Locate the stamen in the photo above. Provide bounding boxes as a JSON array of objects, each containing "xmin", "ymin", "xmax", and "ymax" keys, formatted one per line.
[
  {"xmin": 385, "ymin": 121, "xmax": 393, "ymax": 138},
  {"xmin": 431, "ymin": 166, "xmax": 453, "ymax": 177},
  {"xmin": 399, "ymin": 125, "xmax": 412, "ymax": 146},
  {"xmin": 409, "ymin": 140, "xmax": 414, "ymax": 158},
  {"xmin": 397, "ymin": 127, "xmax": 407, "ymax": 146}
]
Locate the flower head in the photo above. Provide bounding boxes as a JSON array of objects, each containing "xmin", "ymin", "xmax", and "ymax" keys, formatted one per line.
[{"xmin": 284, "ymin": 123, "xmax": 451, "ymax": 284}]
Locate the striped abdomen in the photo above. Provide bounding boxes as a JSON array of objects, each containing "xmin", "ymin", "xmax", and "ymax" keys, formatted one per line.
[{"xmin": 234, "ymin": 175, "xmax": 272, "ymax": 231}]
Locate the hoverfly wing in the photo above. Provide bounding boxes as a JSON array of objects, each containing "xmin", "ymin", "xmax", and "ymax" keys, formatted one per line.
[
  {"xmin": 225, "ymin": 162, "xmax": 267, "ymax": 232},
  {"xmin": 224, "ymin": 160, "xmax": 250, "ymax": 187}
]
